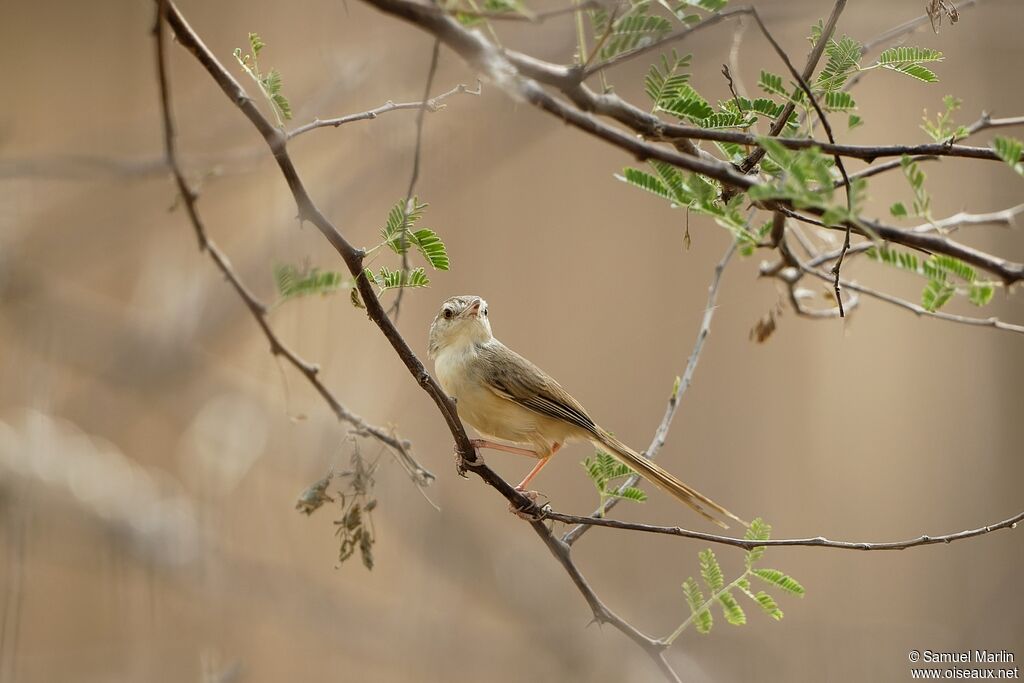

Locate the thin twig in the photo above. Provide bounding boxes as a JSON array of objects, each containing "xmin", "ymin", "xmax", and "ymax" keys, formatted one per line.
[
  {"xmin": 153, "ymin": 1, "xmax": 435, "ymax": 486},
  {"xmin": 547, "ymin": 508, "xmax": 1024, "ymax": 551},
  {"xmin": 287, "ymin": 81, "xmax": 479, "ymax": 139},
  {"xmin": 795, "ymin": 262, "xmax": 1024, "ymax": 335},
  {"xmin": 388, "ymin": 38, "xmax": 441, "ymax": 322},
  {"xmin": 564, "ymin": 240, "xmax": 737, "ymax": 546}
]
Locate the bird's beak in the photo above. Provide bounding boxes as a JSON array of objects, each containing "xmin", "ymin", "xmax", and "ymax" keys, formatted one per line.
[{"xmin": 463, "ymin": 298, "xmax": 482, "ymax": 318}]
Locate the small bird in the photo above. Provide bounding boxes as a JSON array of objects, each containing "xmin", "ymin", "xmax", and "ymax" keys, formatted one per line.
[{"xmin": 428, "ymin": 295, "xmax": 744, "ymax": 528}]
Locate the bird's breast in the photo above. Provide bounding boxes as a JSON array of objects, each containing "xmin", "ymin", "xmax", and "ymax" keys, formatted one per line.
[{"xmin": 433, "ymin": 344, "xmax": 540, "ymax": 444}]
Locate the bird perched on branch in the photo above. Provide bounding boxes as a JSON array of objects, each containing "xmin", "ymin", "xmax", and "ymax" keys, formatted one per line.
[{"xmin": 428, "ymin": 295, "xmax": 744, "ymax": 528}]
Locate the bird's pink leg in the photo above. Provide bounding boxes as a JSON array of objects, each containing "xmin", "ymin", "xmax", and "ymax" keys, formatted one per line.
[
  {"xmin": 470, "ymin": 439, "xmax": 540, "ymax": 459},
  {"xmin": 515, "ymin": 442, "xmax": 562, "ymax": 490}
]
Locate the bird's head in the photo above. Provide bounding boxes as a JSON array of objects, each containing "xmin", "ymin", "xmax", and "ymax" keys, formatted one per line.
[{"xmin": 428, "ymin": 295, "xmax": 493, "ymax": 358}]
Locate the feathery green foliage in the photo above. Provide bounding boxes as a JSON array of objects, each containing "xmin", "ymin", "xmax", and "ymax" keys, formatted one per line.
[
  {"xmin": 665, "ymin": 518, "xmax": 803, "ymax": 643},
  {"xmin": 364, "ymin": 266, "xmax": 431, "ymax": 292},
  {"xmin": 234, "ymin": 33, "xmax": 293, "ymax": 126},
  {"xmin": 867, "ymin": 246, "xmax": 997, "ymax": 312},
  {"xmin": 992, "ymin": 136, "xmax": 1024, "ymax": 176},
  {"xmin": 592, "ymin": 2, "xmax": 672, "ymax": 61},
  {"xmin": 618, "ymin": 160, "xmax": 765, "ymax": 250},
  {"xmin": 658, "ymin": 83, "xmax": 715, "ymax": 122},
  {"xmin": 921, "ymin": 96, "xmax": 968, "ymax": 143},
  {"xmin": 379, "ymin": 197, "xmax": 451, "ymax": 270},
  {"xmin": 757, "ymin": 70, "xmax": 787, "ymax": 98},
  {"xmin": 816, "ymin": 35, "xmax": 862, "ymax": 92},
  {"xmin": 274, "ymin": 264, "xmax": 347, "ymax": 302},
  {"xmin": 897, "ymin": 155, "xmax": 931, "ymax": 217},
  {"xmin": 581, "ymin": 450, "xmax": 648, "ymax": 514},
  {"xmin": 645, "ymin": 51, "xmax": 693, "ymax": 110}
]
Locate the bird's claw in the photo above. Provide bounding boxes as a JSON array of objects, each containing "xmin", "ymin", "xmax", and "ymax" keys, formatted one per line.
[
  {"xmin": 453, "ymin": 441, "xmax": 482, "ymax": 478},
  {"xmin": 509, "ymin": 489, "xmax": 549, "ymax": 521}
]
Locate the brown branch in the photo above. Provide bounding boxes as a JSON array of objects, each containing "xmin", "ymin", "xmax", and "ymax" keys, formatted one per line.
[
  {"xmin": 287, "ymin": 80, "xmax": 479, "ymax": 139},
  {"xmin": 775, "ymin": 206, "xmax": 1024, "ymax": 286},
  {"xmin": 153, "ymin": 1, "xmax": 435, "ymax": 486},
  {"xmin": 659, "ymin": 127, "xmax": 1023, "ymax": 164},
  {"xmin": 563, "ymin": 240, "xmax": 736, "ymax": 546},
  {"xmin": 545, "ymin": 508, "xmax": 1024, "ymax": 551}
]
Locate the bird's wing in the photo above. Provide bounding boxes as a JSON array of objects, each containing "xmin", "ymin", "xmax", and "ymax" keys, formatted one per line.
[{"xmin": 475, "ymin": 342, "xmax": 598, "ymax": 435}]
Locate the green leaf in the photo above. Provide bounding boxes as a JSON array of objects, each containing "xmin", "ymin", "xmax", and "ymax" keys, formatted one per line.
[
  {"xmin": 650, "ymin": 160, "xmax": 693, "ymax": 205},
  {"xmin": 885, "ymin": 63, "xmax": 939, "ymax": 83},
  {"xmin": 924, "ymin": 254, "xmax": 976, "ymax": 283},
  {"xmin": 698, "ymin": 111, "xmax": 754, "ymax": 129},
  {"xmin": 274, "ymin": 264, "xmax": 347, "ymax": 301},
  {"xmin": 992, "ymin": 136, "xmax": 1024, "ymax": 176},
  {"xmin": 658, "ymin": 84, "xmax": 715, "ymax": 122},
  {"xmin": 816, "ymin": 36, "xmax": 862, "ymax": 92},
  {"xmin": 380, "ymin": 198, "xmax": 447, "ymax": 269},
  {"xmin": 644, "ymin": 51, "xmax": 693, "ymax": 108},
  {"xmin": 920, "ymin": 95, "xmax": 967, "ymax": 142},
  {"xmin": 248, "ymin": 32, "xmax": 265, "ymax": 56},
  {"xmin": 807, "ymin": 19, "xmax": 824, "ymax": 47},
  {"xmin": 848, "ymin": 114, "xmax": 863, "ymax": 130},
  {"xmin": 682, "ymin": 578, "xmax": 713, "ymax": 634},
  {"xmin": 619, "ymin": 167, "xmax": 676, "ymax": 204},
  {"xmin": 614, "ymin": 487, "xmax": 649, "ymax": 502},
  {"xmin": 598, "ymin": 6, "xmax": 673, "ymax": 61},
  {"xmin": 376, "ymin": 266, "xmax": 430, "ymax": 291},
  {"xmin": 900, "ymin": 155, "xmax": 931, "ymax": 216},
  {"xmin": 889, "ymin": 202, "xmax": 908, "ymax": 218},
  {"xmin": 823, "ymin": 91, "xmax": 856, "ymax": 112},
  {"xmin": 752, "ymin": 591, "xmax": 784, "ymax": 620},
  {"xmin": 747, "ymin": 97, "xmax": 787, "ymax": 119},
  {"xmin": 408, "ymin": 228, "xmax": 450, "ymax": 270},
  {"xmin": 751, "ymin": 568, "xmax": 805, "ymax": 596},
  {"xmin": 878, "ymin": 46, "xmax": 943, "ymax": 65},
  {"xmin": 717, "ymin": 590, "xmax": 746, "ymax": 625},
  {"xmin": 699, "ymin": 549, "xmax": 725, "ymax": 593},
  {"xmin": 922, "ymin": 277, "xmax": 956, "ymax": 311},
  {"xmin": 867, "ymin": 246, "xmax": 921, "ymax": 274},
  {"xmin": 969, "ymin": 283, "xmax": 995, "ymax": 307},
  {"xmin": 757, "ymin": 71, "xmax": 787, "ymax": 98}
]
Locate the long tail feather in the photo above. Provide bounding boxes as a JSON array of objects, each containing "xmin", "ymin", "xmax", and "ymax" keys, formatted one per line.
[{"xmin": 593, "ymin": 429, "xmax": 746, "ymax": 529}]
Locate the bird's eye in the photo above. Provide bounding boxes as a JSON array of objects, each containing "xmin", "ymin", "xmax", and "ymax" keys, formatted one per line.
[
  {"xmin": 483, "ymin": 308, "xmax": 488, "ymax": 317},
  {"xmin": 443, "ymin": 308, "xmax": 454, "ymax": 320}
]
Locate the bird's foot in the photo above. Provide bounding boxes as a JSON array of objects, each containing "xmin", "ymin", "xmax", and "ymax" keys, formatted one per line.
[
  {"xmin": 453, "ymin": 442, "xmax": 483, "ymax": 478},
  {"xmin": 508, "ymin": 488, "xmax": 549, "ymax": 521}
]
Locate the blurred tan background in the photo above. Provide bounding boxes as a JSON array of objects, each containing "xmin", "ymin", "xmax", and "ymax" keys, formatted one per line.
[{"xmin": 1, "ymin": 0, "xmax": 1022, "ymax": 681}]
